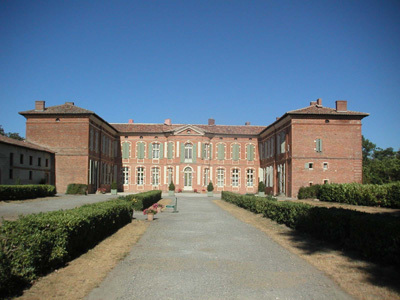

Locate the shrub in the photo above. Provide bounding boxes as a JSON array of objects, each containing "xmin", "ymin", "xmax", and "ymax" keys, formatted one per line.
[
  {"xmin": 222, "ymin": 192, "xmax": 400, "ymax": 269},
  {"xmin": 65, "ymin": 183, "xmax": 88, "ymax": 195},
  {"xmin": 111, "ymin": 181, "xmax": 118, "ymax": 190},
  {"xmin": 0, "ymin": 185, "xmax": 56, "ymax": 201},
  {"xmin": 0, "ymin": 199, "xmax": 132, "ymax": 298},
  {"xmin": 297, "ymin": 182, "xmax": 400, "ymax": 208},
  {"xmin": 207, "ymin": 182, "xmax": 214, "ymax": 192},
  {"xmin": 118, "ymin": 190, "xmax": 162, "ymax": 211},
  {"xmin": 169, "ymin": 182, "xmax": 175, "ymax": 191},
  {"xmin": 258, "ymin": 181, "xmax": 266, "ymax": 193}
]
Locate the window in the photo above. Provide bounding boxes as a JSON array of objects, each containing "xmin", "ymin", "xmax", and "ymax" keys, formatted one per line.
[
  {"xmin": 277, "ymin": 131, "xmax": 286, "ymax": 154},
  {"xmin": 247, "ymin": 169, "xmax": 254, "ymax": 187},
  {"xmin": 137, "ymin": 142, "xmax": 145, "ymax": 159},
  {"xmin": 9, "ymin": 169, "xmax": 13, "ymax": 179},
  {"xmin": 29, "ymin": 171, "xmax": 33, "ymax": 180},
  {"xmin": 204, "ymin": 168, "xmax": 210, "ymax": 186},
  {"xmin": 122, "ymin": 167, "xmax": 129, "ymax": 185},
  {"xmin": 152, "ymin": 143, "xmax": 160, "ymax": 159},
  {"xmin": 137, "ymin": 167, "xmax": 144, "ymax": 185},
  {"xmin": 316, "ymin": 139, "xmax": 323, "ymax": 153},
  {"xmin": 323, "ymin": 179, "xmax": 329, "ymax": 184},
  {"xmin": 305, "ymin": 162, "xmax": 313, "ymax": 170},
  {"xmin": 203, "ymin": 143, "xmax": 211, "ymax": 160},
  {"xmin": 38, "ymin": 157, "xmax": 41, "ymax": 166},
  {"xmin": 167, "ymin": 167, "xmax": 173, "ymax": 184},
  {"xmin": 45, "ymin": 159, "xmax": 49, "ymax": 167},
  {"xmin": 323, "ymin": 162, "xmax": 328, "ymax": 170},
  {"xmin": 232, "ymin": 144, "xmax": 240, "ymax": 161},
  {"xmin": 217, "ymin": 168, "xmax": 224, "ymax": 187},
  {"xmin": 232, "ymin": 168, "xmax": 239, "ymax": 187},
  {"xmin": 89, "ymin": 128, "xmax": 94, "ymax": 151},
  {"xmin": 309, "ymin": 182, "xmax": 313, "ymax": 186},
  {"xmin": 29, "ymin": 156, "xmax": 33, "ymax": 165},
  {"xmin": 9, "ymin": 153, "xmax": 13, "ymax": 166},
  {"xmin": 20, "ymin": 154, "xmax": 24, "ymax": 164},
  {"xmin": 152, "ymin": 167, "xmax": 160, "ymax": 186},
  {"xmin": 184, "ymin": 143, "xmax": 193, "ymax": 162}
]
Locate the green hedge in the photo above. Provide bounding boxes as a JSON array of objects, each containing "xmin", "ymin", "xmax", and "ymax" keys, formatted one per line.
[
  {"xmin": 0, "ymin": 185, "xmax": 56, "ymax": 201},
  {"xmin": 297, "ymin": 182, "xmax": 400, "ymax": 208},
  {"xmin": 222, "ymin": 191, "xmax": 400, "ymax": 268},
  {"xmin": 118, "ymin": 190, "xmax": 162, "ymax": 210},
  {"xmin": 65, "ymin": 183, "xmax": 88, "ymax": 195},
  {"xmin": 0, "ymin": 199, "xmax": 132, "ymax": 298}
]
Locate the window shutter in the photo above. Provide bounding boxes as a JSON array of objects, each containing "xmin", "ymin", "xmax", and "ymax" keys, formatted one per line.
[
  {"xmin": 180, "ymin": 143, "xmax": 185, "ymax": 163},
  {"xmin": 148, "ymin": 143, "xmax": 153, "ymax": 159},
  {"xmin": 122, "ymin": 142, "xmax": 128, "ymax": 159},
  {"xmin": 193, "ymin": 144, "xmax": 197, "ymax": 163},
  {"xmin": 138, "ymin": 142, "xmax": 144, "ymax": 159},
  {"xmin": 233, "ymin": 144, "xmax": 239, "ymax": 161},
  {"xmin": 247, "ymin": 144, "xmax": 254, "ymax": 161},
  {"xmin": 218, "ymin": 144, "xmax": 224, "ymax": 160},
  {"xmin": 305, "ymin": 163, "xmax": 308, "ymax": 169},
  {"xmin": 167, "ymin": 142, "xmax": 173, "ymax": 159},
  {"xmin": 160, "ymin": 143, "xmax": 164, "ymax": 159},
  {"xmin": 209, "ymin": 144, "xmax": 212, "ymax": 159},
  {"xmin": 317, "ymin": 139, "xmax": 322, "ymax": 152},
  {"xmin": 201, "ymin": 143, "xmax": 205, "ymax": 159}
]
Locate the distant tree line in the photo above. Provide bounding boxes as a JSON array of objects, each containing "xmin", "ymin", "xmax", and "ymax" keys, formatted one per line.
[
  {"xmin": 0, "ymin": 125, "xmax": 24, "ymax": 141},
  {"xmin": 363, "ymin": 136, "xmax": 400, "ymax": 184}
]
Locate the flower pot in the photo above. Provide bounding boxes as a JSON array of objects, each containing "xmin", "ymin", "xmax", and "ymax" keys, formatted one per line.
[
  {"xmin": 157, "ymin": 207, "xmax": 162, "ymax": 213},
  {"xmin": 207, "ymin": 191, "xmax": 213, "ymax": 197},
  {"xmin": 168, "ymin": 190, "xmax": 175, "ymax": 196},
  {"xmin": 147, "ymin": 213, "xmax": 154, "ymax": 221},
  {"xmin": 111, "ymin": 189, "xmax": 117, "ymax": 195}
]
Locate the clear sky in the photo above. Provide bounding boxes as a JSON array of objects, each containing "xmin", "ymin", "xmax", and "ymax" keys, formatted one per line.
[{"xmin": 1, "ymin": 0, "xmax": 399, "ymax": 149}]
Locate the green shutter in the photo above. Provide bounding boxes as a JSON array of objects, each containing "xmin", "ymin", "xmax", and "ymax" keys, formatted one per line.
[
  {"xmin": 138, "ymin": 142, "xmax": 144, "ymax": 159},
  {"xmin": 122, "ymin": 142, "xmax": 129, "ymax": 159},
  {"xmin": 248, "ymin": 144, "xmax": 254, "ymax": 161},
  {"xmin": 209, "ymin": 144, "xmax": 212, "ymax": 159},
  {"xmin": 167, "ymin": 142, "xmax": 173, "ymax": 159},
  {"xmin": 201, "ymin": 143, "xmax": 205, "ymax": 159},
  {"xmin": 218, "ymin": 144, "xmax": 225, "ymax": 160},
  {"xmin": 160, "ymin": 143, "xmax": 164, "ymax": 159},
  {"xmin": 233, "ymin": 144, "xmax": 239, "ymax": 161},
  {"xmin": 148, "ymin": 143, "xmax": 153, "ymax": 159},
  {"xmin": 193, "ymin": 144, "xmax": 197, "ymax": 163},
  {"xmin": 317, "ymin": 139, "xmax": 322, "ymax": 152},
  {"xmin": 180, "ymin": 143, "xmax": 185, "ymax": 163}
]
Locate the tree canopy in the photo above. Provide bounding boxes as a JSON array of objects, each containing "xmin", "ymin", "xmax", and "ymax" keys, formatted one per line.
[
  {"xmin": 362, "ymin": 136, "xmax": 400, "ymax": 184},
  {"xmin": 0, "ymin": 125, "xmax": 24, "ymax": 141}
]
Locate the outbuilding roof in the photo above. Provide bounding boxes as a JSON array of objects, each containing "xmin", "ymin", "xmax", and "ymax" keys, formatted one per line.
[{"xmin": 0, "ymin": 135, "xmax": 54, "ymax": 153}]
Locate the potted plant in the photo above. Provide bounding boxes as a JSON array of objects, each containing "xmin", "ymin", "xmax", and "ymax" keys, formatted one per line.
[
  {"xmin": 258, "ymin": 181, "xmax": 266, "ymax": 197},
  {"xmin": 152, "ymin": 203, "xmax": 164, "ymax": 213},
  {"xmin": 111, "ymin": 181, "xmax": 118, "ymax": 195},
  {"xmin": 143, "ymin": 207, "xmax": 157, "ymax": 221},
  {"xmin": 207, "ymin": 181, "xmax": 214, "ymax": 197},
  {"xmin": 168, "ymin": 181, "xmax": 175, "ymax": 196}
]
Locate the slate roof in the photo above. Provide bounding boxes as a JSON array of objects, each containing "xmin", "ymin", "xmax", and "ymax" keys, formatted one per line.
[
  {"xmin": 19, "ymin": 103, "xmax": 94, "ymax": 115},
  {"xmin": 0, "ymin": 135, "xmax": 54, "ymax": 153},
  {"xmin": 111, "ymin": 123, "xmax": 266, "ymax": 136}
]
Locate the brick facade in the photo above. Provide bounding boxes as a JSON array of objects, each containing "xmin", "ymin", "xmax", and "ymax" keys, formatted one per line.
[{"xmin": 19, "ymin": 99, "xmax": 368, "ymax": 197}]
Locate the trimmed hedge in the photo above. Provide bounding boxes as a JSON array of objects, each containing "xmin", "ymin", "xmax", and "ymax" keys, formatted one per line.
[
  {"xmin": 118, "ymin": 190, "xmax": 162, "ymax": 210},
  {"xmin": 0, "ymin": 185, "xmax": 56, "ymax": 201},
  {"xmin": 0, "ymin": 199, "xmax": 132, "ymax": 298},
  {"xmin": 65, "ymin": 183, "xmax": 88, "ymax": 195},
  {"xmin": 222, "ymin": 191, "xmax": 400, "ymax": 268},
  {"xmin": 298, "ymin": 182, "xmax": 400, "ymax": 208}
]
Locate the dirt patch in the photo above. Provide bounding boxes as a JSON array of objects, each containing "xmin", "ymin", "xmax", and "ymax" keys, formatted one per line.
[
  {"xmin": 214, "ymin": 200, "xmax": 400, "ymax": 300},
  {"xmin": 14, "ymin": 199, "xmax": 171, "ymax": 300}
]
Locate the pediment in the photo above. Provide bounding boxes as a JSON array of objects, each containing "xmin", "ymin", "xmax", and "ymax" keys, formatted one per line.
[{"xmin": 173, "ymin": 125, "xmax": 205, "ymax": 136}]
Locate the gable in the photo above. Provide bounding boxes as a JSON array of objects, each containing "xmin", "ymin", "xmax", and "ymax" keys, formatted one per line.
[{"xmin": 173, "ymin": 125, "xmax": 205, "ymax": 136}]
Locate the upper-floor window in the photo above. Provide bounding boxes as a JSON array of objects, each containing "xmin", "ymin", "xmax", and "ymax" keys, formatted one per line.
[
  {"xmin": 9, "ymin": 153, "xmax": 13, "ymax": 166},
  {"xmin": 152, "ymin": 143, "xmax": 160, "ymax": 159},
  {"xmin": 20, "ymin": 154, "xmax": 24, "ymax": 164},
  {"xmin": 202, "ymin": 143, "xmax": 212, "ymax": 160},
  {"xmin": 184, "ymin": 143, "xmax": 193, "ymax": 162},
  {"xmin": 316, "ymin": 138, "xmax": 323, "ymax": 153},
  {"xmin": 29, "ymin": 156, "xmax": 33, "ymax": 165},
  {"xmin": 45, "ymin": 159, "xmax": 49, "ymax": 167},
  {"xmin": 167, "ymin": 167, "xmax": 173, "ymax": 184},
  {"xmin": 38, "ymin": 157, "xmax": 41, "ymax": 166},
  {"xmin": 277, "ymin": 131, "xmax": 286, "ymax": 154}
]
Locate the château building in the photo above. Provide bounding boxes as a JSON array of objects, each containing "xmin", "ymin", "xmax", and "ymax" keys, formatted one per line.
[{"xmin": 19, "ymin": 99, "xmax": 368, "ymax": 197}]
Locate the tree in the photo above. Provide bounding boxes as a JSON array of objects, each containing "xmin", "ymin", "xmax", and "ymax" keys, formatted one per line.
[
  {"xmin": 0, "ymin": 125, "xmax": 24, "ymax": 141},
  {"xmin": 0, "ymin": 125, "xmax": 4, "ymax": 136}
]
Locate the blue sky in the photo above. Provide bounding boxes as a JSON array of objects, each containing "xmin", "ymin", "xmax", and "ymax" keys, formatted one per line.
[{"xmin": 0, "ymin": 0, "xmax": 399, "ymax": 149}]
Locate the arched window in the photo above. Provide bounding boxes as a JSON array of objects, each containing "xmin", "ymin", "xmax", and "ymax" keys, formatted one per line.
[
  {"xmin": 152, "ymin": 167, "xmax": 159, "ymax": 186},
  {"xmin": 184, "ymin": 143, "xmax": 193, "ymax": 162}
]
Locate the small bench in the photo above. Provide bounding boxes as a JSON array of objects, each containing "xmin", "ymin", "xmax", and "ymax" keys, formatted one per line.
[{"xmin": 166, "ymin": 196, "xmax": 178, "ymax": 213}]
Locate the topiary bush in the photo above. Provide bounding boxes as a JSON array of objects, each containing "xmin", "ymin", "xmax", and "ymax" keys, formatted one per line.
[
  {"xmin": 0, "ymin": 199, "xmax": 132, "ymax": 298},
  {"xmin": 0, "ymin": 185, "xmax": 56, "ymax": 201},
  {"xmin": 65, "ymin": 183, "xmax": 88, "ymax": 195}
]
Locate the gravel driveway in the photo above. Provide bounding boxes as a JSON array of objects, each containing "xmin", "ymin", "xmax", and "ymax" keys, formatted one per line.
[
  {"xmin": 0, "ymin": 193, "xmax": 119, "ymax": 222},
  {"xmin": 87, "ymin": 194, "xmax": 352, "ymax": 300}
]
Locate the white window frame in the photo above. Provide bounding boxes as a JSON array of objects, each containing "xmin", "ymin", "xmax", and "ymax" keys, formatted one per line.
[
  {"xmin": 185, "ymin": 143, "xmax": 193, "ymax": 162},
  {"xmin": 167, "ymin": 167, "xmax": 173, "ymax": 184},
  {"xmin": 232, "ymin": 168, "xmax": 239, "ymax": 187},
  {"xmin": 137, "ymin": 167, "xmax": 144, "ymax": 185},
  {"xmin": 152, "ymin": 167, "xmax": 160, "ymax": 186},
  {"xmin": 122, "ymin": 167, "xmax": 129, "ymax": 185},
  {"xmin": 204, "ymin": 143, "xmax": 211, "ymax": 160},
  {"xmin": 204, "ymin": 168, "xmax": 210, "ymax": 186},
  {"xmin": 217, "ymin": 168, "xmax": 224, "ymax": 187},
  {"xmin": 247, "ymin": 169, "xmax": 254, "ymax": 187},
  {"xmin": 152, "ymin": 143, "xmax": 160, "ymax": 159}
]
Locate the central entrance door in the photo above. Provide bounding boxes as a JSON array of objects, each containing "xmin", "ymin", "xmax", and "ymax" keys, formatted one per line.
[{"xmin": 184, "ymin": 167, "xmax": 193, "ymax": 191}]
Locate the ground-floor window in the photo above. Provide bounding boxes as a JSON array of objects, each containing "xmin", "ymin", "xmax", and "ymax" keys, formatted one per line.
[
  {"xmin": 137, "ymin": 167, "xmax": 144, "ymax": 185},
  {"xmin": 247, "ymin": 169, "xmax": 254, "ymax": 187},
  {"xmin": 167, "ymin": 167, "xmax": 173, "ymax": 184},
  {"xmin": 152, "ymin": 167, "xmax": 160, "ymax": 186},
  {"xmin": 123, "ymin": 167, "xmax": 129, "ymax": 185},
  {"xmin": 204, "ymin": 168, "xmax": 210, "ymax": 186},
  {"xmin": 232, "ymin": 168, "xmax": 239, "ymax": 187},
  {"xmin": 217, "ymin": 168, "xmax": 224, "ymax": 187}
]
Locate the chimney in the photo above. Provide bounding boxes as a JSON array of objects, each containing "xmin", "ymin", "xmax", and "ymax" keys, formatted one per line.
[
  {"xmin": 164, "ymin": 118, "xmax": 171, "ymax": 125},
  {"xmin": 208, "ymin": 118, "xmax": 215, "ymax": 126},
  {"xmin": 65, "ymin": 102, "xmax": 75, "ymax": 105},
  {"xmin": 35, "ymin": 100, "xmax": 45, "ymax": 111},
  {"xmin": 276, "ymin": 117, "xmax": 279, "ymax": 120},
  {"xmin": 316, "ymin": 98, "xmax": 322, "ymax": 106},
  {"xmin": 128, "ymin": 119, "xmax": 134, "ymax": 124},
  {"xmin": 310, "ymin": 101, "xmax": 317, "ymax": 106},
  {"xmin": 245, "ymin": 121, "xmax": 251, "ymax": 126},
  {"xmin": 336, "ymin": 100, "xmax": 348, "ymax": 112}
]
